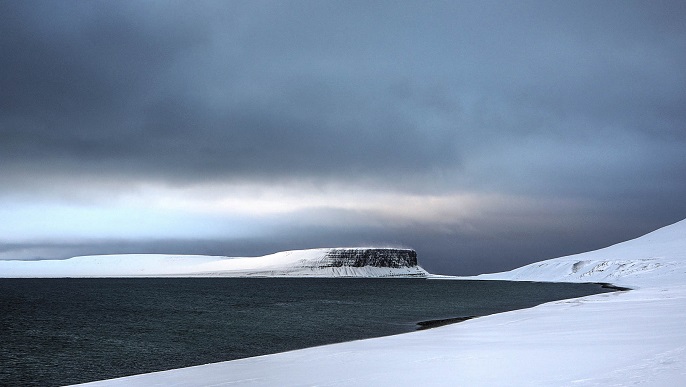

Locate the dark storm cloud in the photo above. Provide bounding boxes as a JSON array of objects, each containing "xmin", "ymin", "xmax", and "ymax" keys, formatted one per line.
[
  {"xmin": 0, "ymin": 0, "xmax": 463, "ymax": 187},
  {"xmin": 2, "ymin": 0, "xmax": 682, "ymax": 192}
]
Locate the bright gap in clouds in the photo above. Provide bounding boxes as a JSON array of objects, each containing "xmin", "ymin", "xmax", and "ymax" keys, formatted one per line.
[
  {"xmin": 0, "ymin": 195, "xmax": 254, "ymax": 243},
  {"xmin": 152, "ymin": 184, "xmax": 490, "ymax": 224},
  {"xmin": 0, "ymin": 182, "xmax": 530, "ymax": 243}
]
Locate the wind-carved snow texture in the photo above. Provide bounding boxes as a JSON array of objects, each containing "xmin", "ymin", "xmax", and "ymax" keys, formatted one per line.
[
  {"xmin": 0, "ymin": 248, "xmax": 428, "ymax": 278},
  {"xmin": 568, "ymin": 259, "xmax": 664, "ymax": 279},
  {"xmin": 73, "ymin": 219, "xmax": 686, "ymax": 386}
]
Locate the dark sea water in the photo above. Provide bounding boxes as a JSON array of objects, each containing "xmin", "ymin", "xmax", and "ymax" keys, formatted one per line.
[{"xmin": 0, "ymin": 278, "xmax": 613, "ymax": 386}]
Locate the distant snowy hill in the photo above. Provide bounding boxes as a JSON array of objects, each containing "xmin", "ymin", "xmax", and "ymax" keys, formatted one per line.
[
  {"xmin": 474, "ymin": 219, "xmax": 686, "ymax": 287},
  {"xmin": 0, "ymin": 248, "xmax": 428, "ymax": 278}
]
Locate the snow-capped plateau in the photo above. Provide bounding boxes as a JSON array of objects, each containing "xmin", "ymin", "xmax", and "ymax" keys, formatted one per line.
[
  {"xmin": 0, "ymin": 248, "xmax": 428, "ymax": 278},
  {"xmin": 74, "ymin": 219, "xmax": 686, "ymax": 386}
]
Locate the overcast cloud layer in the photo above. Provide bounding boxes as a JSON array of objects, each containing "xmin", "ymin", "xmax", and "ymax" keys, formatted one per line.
[{"xmin": 1, "ymin": 1, "xmax": 685, "ymax": 274}]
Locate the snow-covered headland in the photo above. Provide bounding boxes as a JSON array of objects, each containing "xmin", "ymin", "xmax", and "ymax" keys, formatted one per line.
[
  {"xmin": 0, "ymin": 248, "xmax": 428, "ymax": 278},
  {"xmin": 73, "ymin": 219, "xmax": 686, "ymax": 386}
]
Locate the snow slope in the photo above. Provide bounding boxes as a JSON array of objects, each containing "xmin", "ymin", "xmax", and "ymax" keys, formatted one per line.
[
  {"xmin": 74, "ymin": 219, "xmax": 686, "ymax": 386},
  {"xmin": 473, "ymin": 220, "xmax": 686, "ymax": 288},
  {"xmin": 0, "ymin": 248, "xmax": 428, "ymax": 278}
]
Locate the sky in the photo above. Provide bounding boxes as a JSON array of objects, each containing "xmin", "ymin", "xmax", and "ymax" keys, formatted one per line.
[{"xmin": 1, "ymin": 0, "xmax": 685, "ymax": 275}]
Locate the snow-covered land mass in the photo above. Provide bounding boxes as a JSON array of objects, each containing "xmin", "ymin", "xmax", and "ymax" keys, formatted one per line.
[
  {"xmin": 0, "ymin": 248, "xmax": 428, "ymax": 278},
  {"xmin": 73, "ymin": 219, "xmax": 686, "ymax": 386},
  {"xmin": 473, "ymin": 219, "xmax": 686, "ymax": 288}
]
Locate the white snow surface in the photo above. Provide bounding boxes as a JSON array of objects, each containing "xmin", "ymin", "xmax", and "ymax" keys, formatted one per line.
[
  {"xmin": 472, "ymin": 218, "xmax": 686, "ymax": 288},
  {"xmin": 72, "ymin": 219, "xmax": 686, "ymax": 386},
  {"xmin": 0, "ymin": 248, "xmax": 428, "ymax": 278}
]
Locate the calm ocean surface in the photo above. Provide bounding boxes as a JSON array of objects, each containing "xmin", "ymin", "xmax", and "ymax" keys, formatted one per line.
[{"xmin": 0, "ymin": 278, "xmax": 613, "ymax": 386}]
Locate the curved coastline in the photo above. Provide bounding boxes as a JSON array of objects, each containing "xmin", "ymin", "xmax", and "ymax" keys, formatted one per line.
[
  {"xmin": 73, "ymin": 219, "xmax": 686, "ymax": 386},
  {"xmin": 415, "ymin": 281, "xmax": 625, "ymax": 331}
]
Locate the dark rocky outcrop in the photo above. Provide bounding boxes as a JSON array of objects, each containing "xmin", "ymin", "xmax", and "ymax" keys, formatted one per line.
[{"xmin": 321, "ymin": 248, "xmax": 418, "ymax": 268}]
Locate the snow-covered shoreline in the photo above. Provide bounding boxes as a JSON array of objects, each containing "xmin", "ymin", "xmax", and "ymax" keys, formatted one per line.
[{"xmin": 74, "ymin": 219, "xmax": 686, "ymax": 386}]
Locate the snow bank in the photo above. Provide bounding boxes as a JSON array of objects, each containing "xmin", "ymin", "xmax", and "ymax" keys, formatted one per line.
[
  {"xmin": 73, "ymin": 219, "xmax": 686, "ymax": 386},
  {"xmin": 0, "ymin": 248, "xmax": 428, "ymax": 278}
]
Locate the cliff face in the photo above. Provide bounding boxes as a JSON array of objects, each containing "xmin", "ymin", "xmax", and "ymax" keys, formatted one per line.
[{"xmin": 321, "ymin": 248, "xmax": 418, "ymax": 268}]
